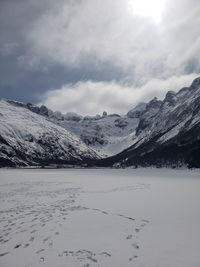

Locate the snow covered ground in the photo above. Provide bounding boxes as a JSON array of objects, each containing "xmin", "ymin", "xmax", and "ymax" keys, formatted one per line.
[{"xmin": 0, "ymin": 168, "xmax": 200, "ymax": 267}]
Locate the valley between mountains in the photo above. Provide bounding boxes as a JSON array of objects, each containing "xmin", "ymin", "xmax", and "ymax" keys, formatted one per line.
[{"xmin": 0, "ymin": 77, "xmax": 200, "ymax": 168}]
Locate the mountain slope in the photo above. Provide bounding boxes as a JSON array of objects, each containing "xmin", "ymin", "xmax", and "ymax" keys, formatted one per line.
[
  {"xmin": 12, "ymin": 101, "xmax": 147, "ymax": 157},
  {"xmin": 92, "ymin": 77, "xmax": 200, "ymax": 168},
  {"xmin": 0, "ymin": 100, "xmax": 99, "ymax": 167},
  {"xmin": 1, "ymin": 77, "xmax": 200, "ymax": 168}
]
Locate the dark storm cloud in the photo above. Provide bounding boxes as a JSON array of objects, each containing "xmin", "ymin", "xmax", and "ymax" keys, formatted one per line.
[
  {"xmin": 0, "ymin": 0, "xmax": 200, "ymax": 113},
  {"xmin": 0, "ymin": 0, "xmax": 125, "ymax": 103},
  {"xmin": 0, "ymin": 0, "xmax": 49, "ymax": 101}
]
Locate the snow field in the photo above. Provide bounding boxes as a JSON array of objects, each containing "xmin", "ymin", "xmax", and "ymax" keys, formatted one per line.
[{"xmin": 0, "ymin": 168, "xmax": 200, "ymax": 267}]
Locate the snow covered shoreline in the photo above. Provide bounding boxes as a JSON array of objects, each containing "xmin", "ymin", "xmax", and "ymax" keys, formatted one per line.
[{"xmin": 0, "ymin": 164, "xmax": 196, "ymax": 170}]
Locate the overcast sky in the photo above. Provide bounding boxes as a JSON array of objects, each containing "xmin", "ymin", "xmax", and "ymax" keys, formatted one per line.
[{"xmin": 0, "ymin": 0, "xmax": 200, "ymax": 115}]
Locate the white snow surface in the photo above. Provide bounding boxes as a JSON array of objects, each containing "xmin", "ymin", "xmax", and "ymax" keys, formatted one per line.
[{"xmin": 0, "ymin": 168, "xmax": 200, "ymax": 267}]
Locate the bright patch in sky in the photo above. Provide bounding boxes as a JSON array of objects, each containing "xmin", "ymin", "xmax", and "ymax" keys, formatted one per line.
[{"xmin": 130, "ymin": 0, "xmax": 165, "ymax": 23}]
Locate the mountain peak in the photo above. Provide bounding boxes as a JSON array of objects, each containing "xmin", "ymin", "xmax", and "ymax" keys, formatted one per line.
[
  {"xmin": 127, "ymin": 102, "xmax": 146, "ymax": 118},
  {"xmin": 146, "ymin": 97, "xmax": 162, "ymax": 110},
  {"xmin": 163, "ymin": 90, "xmax": 177, "ymax": 106},
  {"xmin": 190, "ymin": 77, "xmax": 200, "ymax": 90}
]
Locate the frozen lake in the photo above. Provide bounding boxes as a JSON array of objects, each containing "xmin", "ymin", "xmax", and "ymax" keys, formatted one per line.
[{"xmin": 0, "ymin": 168, "xmax": 200, "ymax": 267}]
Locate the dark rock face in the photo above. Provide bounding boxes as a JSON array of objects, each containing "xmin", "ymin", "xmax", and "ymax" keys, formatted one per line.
[
  {"xmin": 146, "ymin": 97, "xmax": 162, "ymax": 110},
  {"xmin": 114, "ymin": 118, "xmax": 128, "ymax": 129},
  {"xmin": 39, "ymin": 105, "xmax": 49, "ymax": 116},
  {"xmin": 102, "ymin": 111, "xmax": 108, "ymax": 117},
  {"xmin": 135, "ymin": 98, "xmax": 162, "ymax": 135},
  {"xmin": 162, "ymin": 91, "xmax": 177, "ymax": 107},
  {"xmin": 190, "ymin": 77, "xmax": 200, "ymax": 89},
  {"xmin": 27, "ymin": 103, "xmax": 40, "ymax": 114},
  {"xmin": 80, "ymin": 134, "xmax": 107, "ymax": 146},
  {"xmin": 127, "ymin": 103, "xmax": 146, "ymax": 118}
]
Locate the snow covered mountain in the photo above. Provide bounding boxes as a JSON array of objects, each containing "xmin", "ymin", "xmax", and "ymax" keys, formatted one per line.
[
  {"xmin": 10, "ymin": 100, "xmax": 147, "ymax": 157},
  {"xmin": 0, "ymin": 76, "xmax": 200, "ymax": 168},
  {"xmin": 95, "ymin": 77, "xmax": 200, "ymax": 168},
  {"xmin": 0, "ymin": 100, "xmax": 99, "ymax": 167}
]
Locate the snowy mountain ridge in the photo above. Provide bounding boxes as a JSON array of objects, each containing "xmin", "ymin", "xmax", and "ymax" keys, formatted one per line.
[
  {"xmin": 0, "ymin": 100, "xmax": 99, "ymax": 167},
  {"xmin": 0, "ymin": 76, "xmax": 200, "ymax": 168},
  {"xmin": 6, "ymin": 99, "xmax": 147, "ymax": 157},
  {"xmin": 95, "ymin": 77, "xmax": 200, "ymax": 168}
]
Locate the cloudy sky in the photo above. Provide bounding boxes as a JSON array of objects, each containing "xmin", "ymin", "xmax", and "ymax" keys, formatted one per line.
[{"xmin": 0, "ymin": 0, "xmax": 200, "ymax": 115}]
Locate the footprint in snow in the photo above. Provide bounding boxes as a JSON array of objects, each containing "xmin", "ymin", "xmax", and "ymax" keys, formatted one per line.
[
  {"xmin": 0, "ymin": 252, "xmax": 10, "ymax": 257},
  {"xmin": 132, "ymin": 243, "xmax": 139, "ymax": 249},
  {"xmin": 101, "ymin": 211, "xmax": 108, "ymax": 215},
  {"xmin": 40, "ymin": 257, "xmax": 45, "ymax": 262},
  {"xmin": 30, "ymin": 229, "xmax": 37, "ymax": 234},
  {"xmin": 43, "ymin": 236, "xmax": 50, "ymax": 243},
  {"xmin": 129, "ymin": 255, "xmax": 138, "ymax": 261},
  {"xmin": 126, "ymin": 234, "xmax": 133, "ymax": 240},
  {"xmin": 36, "ymin": 249, "xmax": 45, "ymax": 254},
  {"xmin": 29, "ymin": 236, "xmax": 34, "ymax": 242},
  {"xmin": 14, "ymin": 244, "xmax": 21, "ymax": 249}
]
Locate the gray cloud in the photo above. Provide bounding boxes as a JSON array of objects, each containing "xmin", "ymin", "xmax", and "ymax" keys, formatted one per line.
[
  {"xmin": 27, "ymin": 0, "xmax": 200, "ymax": 79},
  {"xmin": 0, "ymin": 0, "xmax": 200, "ymax": 113},
  {"xmin": 39, "ymin": 74, "xmax": 198, "ymax": 115}
]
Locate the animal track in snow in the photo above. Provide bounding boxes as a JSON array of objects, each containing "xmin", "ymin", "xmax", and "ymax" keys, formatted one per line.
[
  {"xmin": 0, "ymin": 251, "xmax": 10, "ymax": 257},
  {"xmin": 36, "ymin": 249, "xmax": 45, "ymax": 254},
  {"xmin": 126, "ymin": 234, "xmax": 133, "ymax": 240},
  {"xmin": 14, "ymin": 244, "xmax": 21, "ymax": 249},
  {"xmin": 58, "ymin": 249, "xmax": 111, "ymax": 265},
  {"xmin": 132, "ymin": 243, "xmax": 140, "ymax": 249}
]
